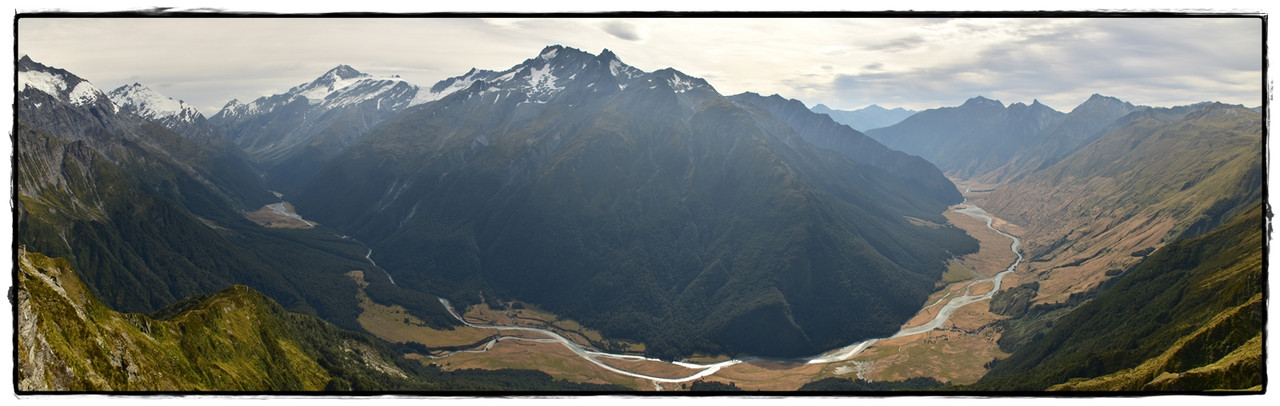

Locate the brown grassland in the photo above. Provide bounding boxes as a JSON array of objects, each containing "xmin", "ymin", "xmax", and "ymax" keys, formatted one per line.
[
  {"xmin": 431, "ymin": 338, "xmax": 651, "ymax": 389},
  {"xmin": 346, "ymin": 271, "xmax": 494, "ymax": 348}
]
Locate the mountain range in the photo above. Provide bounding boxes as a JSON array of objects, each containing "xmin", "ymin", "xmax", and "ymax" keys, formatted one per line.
[
  {"xmin": 865, "ymin": 96, "xmax": 1066, "ymax": 180},
  {"xmin": 208, "ymin": 65, "xmax": 440, "ymax": 194},
  {"xmin": 16, "ymin": 55, "xmax": 458, "ymax": 333},
  {"xmin": 13, "ymin": 43, "xmax": 1264, "ymax": 392},
  {"xmin": 289, "ymin": 45, "xmax": 976, "ymax": 358},
  {"xmin": 811, "ymin": 103, "xmax": 917, "ymax": 132},
  {"xmin": 16, "ymin": 47, "xmax": 978, "ymax": 360}
]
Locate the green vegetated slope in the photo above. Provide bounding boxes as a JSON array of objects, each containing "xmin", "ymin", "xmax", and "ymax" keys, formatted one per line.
[
  {"xmin": 16, "ymin": 249, "xmax": 627, "ymax": 392},
  {"xmin": 972, "ymin": 202, "xmax": 1264, "ymax": 391},
  {"xmin": 16, "ymin": 57, "xmax": 456, "ymax": 333},
  {"xmin": 293, "ymin": 46, "xmax": 976, "ymax": 359}
]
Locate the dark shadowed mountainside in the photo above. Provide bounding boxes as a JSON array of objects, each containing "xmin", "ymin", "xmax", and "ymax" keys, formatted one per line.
[{"xmin": 292, "ymin": 45, "xmax": 977, "ymax": 359}]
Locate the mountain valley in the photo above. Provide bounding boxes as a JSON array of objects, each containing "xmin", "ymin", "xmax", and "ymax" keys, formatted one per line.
[{"xmin": 13, "ymin": 41, "xmax": 1265, "ymax": 394}]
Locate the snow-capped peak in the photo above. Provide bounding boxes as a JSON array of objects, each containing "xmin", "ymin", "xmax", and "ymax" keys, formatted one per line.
[
  {"xmin": 108, "ymin": 82, "xmax": 203, "ymax": 123},
  {"xmin": 962, "ymin": 96, "xmax": 1004, "ymax": 108},
  {"xmin": 326, "ymin": 64, "xmax": 364, "ymax": 80},
  {"xmin": 539, "ymin": 45, "xmax": 562, "ymax": 60},
  {"xmin": 18, "ymin": 56, "xmax": 114, "ymax": 111},
  {"xmin": 213, "ymin": 65, "xmax": 430, "ymax": 123},
  {"xmin": 601, "ymin": 49, "xmax": 643, "ymax": 86},
  {"xmin": 289, "ymin": 65, "xmax": 374, "ymax": 103},
  {"xmin": 655, "ymin": 68, "xmax": 711, "ymax": 94}
]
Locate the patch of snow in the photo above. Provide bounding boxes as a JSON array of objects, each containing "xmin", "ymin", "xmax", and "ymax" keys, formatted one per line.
[
  {"xmin": 667, "ymin": 74, "xmax": 696, "ymax": 93},
  {"xmin": 322, "ymin": 79, "xmax": 408, "ymax": 109},
  {"xmin": 68, "ymin": 81, "xmax": 104, "ymax": 106},
  {"xmin": 494, "ymin": 69, "xmax": 519, "ymax": 84},
  {"xmin": 609, "ymin": 59, "xmax": 625, "ymax": 77},
  {"xmin": 523, "ymin": 64, "xmax": 563, "ymax": 102},
  {"xmin": 411, "ymin": 71, "xmax": 488, "ymax": 107},
  {"xmin": 541, "ymin": 47, "xmax": 558, "ymax": 60},
  {"xmin": 527, "ymin": 64, "xmax": 555, "ymax": 90},
  {"xmin": 292, "ymin": 71, "xmax": 370, "ymax": 102},
  {"xmin": 18, "ymin": 70, "xmax": 67, "ymax": 96}
]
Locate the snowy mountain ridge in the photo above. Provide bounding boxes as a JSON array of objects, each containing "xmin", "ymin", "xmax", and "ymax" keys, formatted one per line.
[
  {"xmin": 214, "ymin": 65, "xmax": 429, "ymax": 121},
  {"xmin": 18, "ymin": 56, "xmax": 116, "ymax": 113},
  {"xmin": 108, "ymin": 83, "xmax": 204, "ymax": 124},
  {"xmin": 448, "ymin": 45, "xmax": 713, "ymax": 105}
]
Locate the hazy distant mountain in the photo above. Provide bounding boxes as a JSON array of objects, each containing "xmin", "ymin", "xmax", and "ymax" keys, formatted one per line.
[
  {"xmin": 811, "ymin": 103, "xmax": 916, "ymax": 131},
  {"xmin": 209, "ymin": 65, "xmax": 441, "ymax": 193},
  {"xmin": 865, "ymin": 96, "xmax": 1065, "ymax": 179},
  {"xmin": 292, "ymin": 45, "xmax": 976, "ymax": 358},
  {"xmin": 107, "ymin": 82, "xmax": 272, "ymax": 202},
  {"xmin": 730, "ymin": 92, "xmax": 959, "ymax": 206},
  {"xmin": 974, "ymin": 94, "xmax": 1140, "ymax": 184}
]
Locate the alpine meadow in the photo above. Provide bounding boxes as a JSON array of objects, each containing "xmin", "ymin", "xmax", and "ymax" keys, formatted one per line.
[{"xmin": 11, "ymin": 15, "xmax": 1267, "ymax": 395}]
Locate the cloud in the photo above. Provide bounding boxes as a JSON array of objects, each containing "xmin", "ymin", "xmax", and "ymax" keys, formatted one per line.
[
  {"xmin": 862, "ymin": 35, "xmax": 925, "ymax": 51},
  {"xmin": 817, "ymin": 17, "xmax": 1262, "ymax": 111},
  {"xmin": 601, "ymin": 20, "xmax": 644, "ymax": 41},
  {"xmin": 17, "ymin": 17, "xmax": 1262, "ymax": 115}
]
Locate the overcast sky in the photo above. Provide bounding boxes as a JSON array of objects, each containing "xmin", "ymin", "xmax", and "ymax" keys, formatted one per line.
[{"xmin": 15, "ymin": 13, "xmax": 1266, "ymax": 115}]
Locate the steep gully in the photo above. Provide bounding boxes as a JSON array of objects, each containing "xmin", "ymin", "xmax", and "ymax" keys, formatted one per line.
[{"xmin": 354, "ymin": 200, "xmax": 1023, "ymax": 384}]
